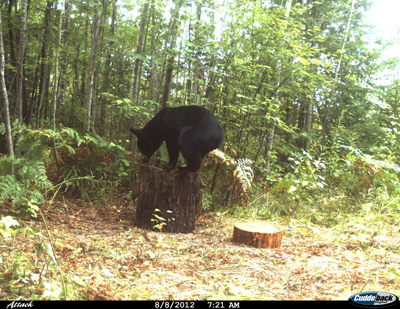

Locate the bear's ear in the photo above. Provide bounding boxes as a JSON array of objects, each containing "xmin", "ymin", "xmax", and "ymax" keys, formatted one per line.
[{"xmin": 130, "ymin": 128, "xmax": 142, "ymax": 137}]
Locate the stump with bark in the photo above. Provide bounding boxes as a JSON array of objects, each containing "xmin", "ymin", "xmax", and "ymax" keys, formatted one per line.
[
  {"xmin": 135, "ymin": 165, "xmax": 203, "ymax": 233},
  {"xmin": 233, "ymin": 222, "xmax": 284, "ymax": 249}
]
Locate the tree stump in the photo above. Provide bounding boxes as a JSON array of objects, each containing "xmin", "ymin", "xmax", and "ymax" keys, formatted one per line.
[
  {"xmin": 233, "ymin": 222, "xmax": 284, "ymax": 249},
  {"xmin": 135, "ymin": 165, "xmax": 203, "ymax": 233}
]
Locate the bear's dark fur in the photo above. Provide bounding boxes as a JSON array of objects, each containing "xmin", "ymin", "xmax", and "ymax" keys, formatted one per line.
[{"xmin": 130, "ymin": 106, "xmax": 223, "ymax": 173}]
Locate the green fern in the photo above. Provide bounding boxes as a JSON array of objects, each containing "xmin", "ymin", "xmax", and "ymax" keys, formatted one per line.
[
  {"xmin": 0, "ymin": 124, "xmax": 55, "ymax": 216},
  {"xmin": 0, "ymin": 155, "xmax": 52, "ymax": 217},
  {"xmin": 0, "ymin": 175, "xmax": 22, "ymax": 203},
  {"xmin": 1, "ymin": 123, "xmax": 130, "ymax": 209}
]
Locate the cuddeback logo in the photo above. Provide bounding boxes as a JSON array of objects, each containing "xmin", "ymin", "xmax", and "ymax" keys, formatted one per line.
[{"xmin": 349, "ymin": 291, "xmax": 399, "ymax": 307}]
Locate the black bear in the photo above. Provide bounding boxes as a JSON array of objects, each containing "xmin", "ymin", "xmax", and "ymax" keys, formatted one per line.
[{"xmin": 130, "ymin": 105, "xmax": 223, "ymax": 173}]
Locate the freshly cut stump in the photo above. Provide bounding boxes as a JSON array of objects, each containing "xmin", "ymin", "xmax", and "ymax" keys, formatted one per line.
[
  {"xmin": 233, "ymin": 222, "xmax": 284, "ymax": 248},
  {"xmin": 136, "ymin": 165, "xmax": 203, "ymax": 233}
]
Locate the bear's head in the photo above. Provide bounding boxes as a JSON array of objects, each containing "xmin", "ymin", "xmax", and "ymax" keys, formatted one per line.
[{"xmin": 130, "ymin": 128, "xmax": 163, "ymax": 163}]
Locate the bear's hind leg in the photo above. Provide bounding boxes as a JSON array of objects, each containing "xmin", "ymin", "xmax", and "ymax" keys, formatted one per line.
[{"xmin": 179, "ymin": 145, "xmax": 203, "ymax": 173}]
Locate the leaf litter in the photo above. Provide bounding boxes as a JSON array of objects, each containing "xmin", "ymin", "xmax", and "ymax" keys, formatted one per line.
[{"xmin": 1, "ymin": 197, "xmax": 399, "ymax": 300}]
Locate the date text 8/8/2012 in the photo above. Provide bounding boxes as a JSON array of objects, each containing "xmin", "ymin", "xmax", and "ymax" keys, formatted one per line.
[{"xmin": 153, "ymin": 301, "xmax": 240, "ymax": 309}]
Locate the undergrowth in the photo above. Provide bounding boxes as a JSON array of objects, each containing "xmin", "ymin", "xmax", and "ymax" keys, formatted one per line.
[
  {"xmin": 0, "ymin": 124, "xmax": 130, "ymax": 217},
  {"xmin": 1, "ymin": 124, "xmax": 399, "ymax": 300}
]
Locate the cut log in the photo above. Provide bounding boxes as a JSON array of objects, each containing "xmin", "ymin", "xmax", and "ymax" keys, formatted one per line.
[
  {"xmin": 233, "ymin": 222, "xmax": 284, "ymax": 249},
  {"xmin": 135, "ymin": 165, "xmax": 203, "ymax": 233}
]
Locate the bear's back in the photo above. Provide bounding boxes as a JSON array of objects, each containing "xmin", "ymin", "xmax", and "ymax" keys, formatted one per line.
[{"xmin": 160, "ymin": 106, "xmax": 222, "ymax": 132}]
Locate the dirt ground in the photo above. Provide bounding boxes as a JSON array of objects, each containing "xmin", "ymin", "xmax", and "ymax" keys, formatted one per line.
[{"xmin": 1, "ymin": 198, "xmax": 399, "ymax": 300}]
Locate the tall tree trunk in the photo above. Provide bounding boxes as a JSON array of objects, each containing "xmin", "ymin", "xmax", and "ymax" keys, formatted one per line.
[
  {"xmin": 52, "ymin": 7, "xmax": 63, "ymax": 131},
  {"xmin": 84, "ymin": 0, "xmax": 100, "ymax": 133},
  {"xmin": 130, "ymin": 0, "xmax": 150, "ymax": 107},
  {"xmin": 264, "ymin": 0, "xmax": 292, "ymax": 173},
  {"xmin": 160, "ymin": 0, "xmax": 184, "ymax": 108},
  {"xmin": 204, "ymin": 0, "xmax": 217, "ymax": 108},
  {"xmin": 321, "ymin": 0, "xmax": 356, "ymax": 139},
  {"xmin": 160, "ymin": 45, "xmax": 176, "ymax": 108},
  {"xmin": 264, "ymin": 123, "xmax": 276, "ymax": 173},
  {"xmin": 189, "ymin": 2, "xmax": 204, "ymax": 105},
  {"xmin": 99, "ymin": 0, "xmax": 117, "ymax": 135},
  {"xmin": 148, "ymin": 7, "xmax": 162, "ymax": 104},
  {"xmin": 91, "ymin": 0, "xmax": 108, "ymax": 132},
  {"xmin": 36, "ymin": 0, "xmax": 54, "ymax": 129},
  {"xmin": 304, "ymin": 95, "xmax": 313, "ymax": 150},
  {"xmin": 16, "ymin": 0, "xmax": 28, "ymax": 123},
  {"xmin": 0, "ymin": 9, "xmax": 15, "ymax": 175},
  {"xmin": 129, "ymin": 0, "xmax": 151, "ymax": 191},
  {"xmin": 58, "ymin": 0, "xmax": 70, "ymax": 110},
  {"xmin": 7, "ymin": 0, "xmax": 16, "ymax": 68}
]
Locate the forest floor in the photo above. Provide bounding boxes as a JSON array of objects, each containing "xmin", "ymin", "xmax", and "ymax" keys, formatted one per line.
[{"xmin": 1, "ymin": 196, "xmax": 399, "ymax": 300}]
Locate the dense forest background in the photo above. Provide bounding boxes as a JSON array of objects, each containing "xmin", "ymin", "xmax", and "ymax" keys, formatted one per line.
[
  {"xmin": 1, "ymin": 0, "xmax": 400, "ymax": 301},
  {"xmin": 1, "ymin": 0, "xmax": 400, "ymax": 220}
]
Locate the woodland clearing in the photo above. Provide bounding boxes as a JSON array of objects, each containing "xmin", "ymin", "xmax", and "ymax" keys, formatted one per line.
[{"xmin": 1, "ymin": 197, "xmax": 399, "ymax": 300}]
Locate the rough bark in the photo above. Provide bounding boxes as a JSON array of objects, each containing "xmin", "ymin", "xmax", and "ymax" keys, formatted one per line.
[{"xmin": 136, "ymin": 165, "xmax": 203, "ymax": 233}]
